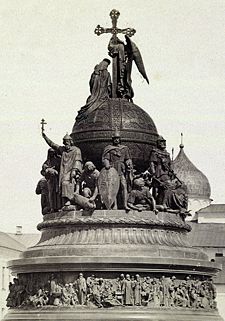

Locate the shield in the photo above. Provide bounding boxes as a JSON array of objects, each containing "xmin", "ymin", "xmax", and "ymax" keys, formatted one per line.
[{"xmin": 98, "ymin": 167, "xmax": 120, "ymax": 209}]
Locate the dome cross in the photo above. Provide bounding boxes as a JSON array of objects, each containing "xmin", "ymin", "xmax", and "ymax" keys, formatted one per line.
[{"xmin": 94, "ymin": 9, "xmax": 136, "ymax": 98}]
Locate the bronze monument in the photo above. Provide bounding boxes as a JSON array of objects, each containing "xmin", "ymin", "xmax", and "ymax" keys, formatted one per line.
[{"xmin": 4, "ymin": 9, "xmax": 223, "ymax": 321}]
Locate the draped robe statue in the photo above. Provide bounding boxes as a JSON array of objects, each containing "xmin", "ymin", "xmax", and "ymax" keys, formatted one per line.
[
  {"xmin": 76, "ymin": 59, "xmax": 112, "ymax": 121},
  {"xmin": 42, "ymin": 132, "xmax": 82, "ymax": 207}
]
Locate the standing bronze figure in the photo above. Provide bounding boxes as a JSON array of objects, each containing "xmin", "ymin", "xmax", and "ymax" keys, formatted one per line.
[
  {"xmin": 42, "ymin": 130, "xmax": 82, "ymax": 208},
  {"xmin": 101, "ymin": 131, "xmax": 133, "ymax": 210},
  {"xmin": 94, "ymin": 9, "xmax": 148, "ymax": 100}
]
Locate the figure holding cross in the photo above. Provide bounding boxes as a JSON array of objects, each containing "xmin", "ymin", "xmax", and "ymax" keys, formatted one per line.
[
  {"xmin": 95, "ymin": 9, "xmax": 149, "ymax": 100},
  {"xmin": 41, "ymin": 121, "xmax": 83, "ymax": 209}
]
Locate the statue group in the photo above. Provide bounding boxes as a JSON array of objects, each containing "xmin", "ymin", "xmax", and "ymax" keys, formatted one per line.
[
  {"xmin": 37, "ymin": 125, "xmax": 188, "ymax": 216},
  {"xmin": 36, "ymin": 9, "xmax": 188, "ymax": 216},
  {"xmin": 7, "ymin": 273, "xmax": 216, "ymax": 310}
]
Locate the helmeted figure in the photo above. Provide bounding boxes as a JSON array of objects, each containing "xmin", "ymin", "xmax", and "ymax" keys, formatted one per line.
[
  {"xmin": 148, "ymin": 135, "xmax": 188, "ymax": 213},
  {"xmin": 148, "ymin": 136, "xmax": 173, "ymax": 206},
  {"xmin": 42, "ymin": 132, "xmax": 82, "ymax": 208},
  {"xmin": 102, "ymin": 131, "xmax": 133, "ymax": 210},
  {"xmin": 76, "ymin": 59, "xmax": 112, "ymax": 121}
]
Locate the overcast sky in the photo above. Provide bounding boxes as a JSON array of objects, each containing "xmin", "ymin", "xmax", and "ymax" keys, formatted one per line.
[{"xmin": 0, "ymin": 0, "xmax": 224, "ymax": 233}]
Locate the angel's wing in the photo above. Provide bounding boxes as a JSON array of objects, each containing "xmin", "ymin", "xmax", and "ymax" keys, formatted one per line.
[{"xmin": 125, "ymin": 35, "xmax": 149, "ymax": 84}]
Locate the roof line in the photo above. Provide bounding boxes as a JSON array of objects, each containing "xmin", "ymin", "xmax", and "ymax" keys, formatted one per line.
[{"xmin": 0, "ymin": 245, "xmax": 24, "ymax": 252}]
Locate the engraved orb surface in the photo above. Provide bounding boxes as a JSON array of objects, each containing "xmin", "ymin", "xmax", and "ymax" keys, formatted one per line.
[{"xmin": 71, "ymin": 98, "xmax": 158, "ymax": 171}]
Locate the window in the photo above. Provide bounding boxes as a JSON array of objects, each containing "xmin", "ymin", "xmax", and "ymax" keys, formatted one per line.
[{"xmin": 215, "ymin": 253, "xmax": 223, "ymax": 257}]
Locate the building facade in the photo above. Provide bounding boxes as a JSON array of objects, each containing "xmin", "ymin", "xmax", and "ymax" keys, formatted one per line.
[{"xmin": 0, "ymin": 229, "xmax": 40, "ymax": 319}]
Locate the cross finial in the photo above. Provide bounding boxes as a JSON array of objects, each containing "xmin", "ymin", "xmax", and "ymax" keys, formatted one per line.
[
  {"xmin": 40, "ymin": 118, "xmax": 47, "ymax": 134},
  {"xmin": 94, "ymin": 9, "xmax": 136, "ymax": 38},
  {"xmin": 110, "ymin": 9, "xmax": 120, "ymax": 22},
  {"xmin": 180, "ymin": 132, "xmax": 184, "ymax": 149},
  {"xmin": 94, "ymin": 9, "xmax": 136, "ymax": 98}
]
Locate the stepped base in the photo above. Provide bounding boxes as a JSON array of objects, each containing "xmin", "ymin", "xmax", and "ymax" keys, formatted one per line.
[{"xmin": 4, "ymin": 308, "xmax": 224, "ymax": 321}]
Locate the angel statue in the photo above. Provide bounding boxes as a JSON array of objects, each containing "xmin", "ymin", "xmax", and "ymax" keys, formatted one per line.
[{"xmin": 108, "ymin": 35, "xmax": 149, "ymax": 101}]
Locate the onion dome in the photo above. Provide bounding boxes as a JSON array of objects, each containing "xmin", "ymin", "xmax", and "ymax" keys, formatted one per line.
[
  {"xmin": 71, "ymin": 98, "xmax": 158, "ymax": 171},
  {"xmin": 173, "ymin": 139, "xmax": 211, "ymax": 200}
]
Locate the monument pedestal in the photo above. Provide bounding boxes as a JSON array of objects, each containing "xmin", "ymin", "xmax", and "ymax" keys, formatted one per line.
[{"xmin": 5, "ymin": 210, "xmax": 223, "ymax": 321}]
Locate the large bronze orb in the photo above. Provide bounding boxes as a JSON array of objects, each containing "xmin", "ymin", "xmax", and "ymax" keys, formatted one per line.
[{"xmin": 71, "ymin": 98, "xmax": 158, "ymax": 171}]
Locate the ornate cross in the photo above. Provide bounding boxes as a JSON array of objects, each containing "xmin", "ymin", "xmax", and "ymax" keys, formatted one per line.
[
  {"xmin": 94, "ymin": 9, "xmax": 136, "ymax": 98},
  {"xmin": 40, "ymin": 118, "xmax": 47, "ymax": 133}
]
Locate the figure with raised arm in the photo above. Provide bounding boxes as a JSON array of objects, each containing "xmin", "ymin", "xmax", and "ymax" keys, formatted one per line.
[{"xmin": 42, "ymin": 128, "xmax": 82, "ymax": 209}]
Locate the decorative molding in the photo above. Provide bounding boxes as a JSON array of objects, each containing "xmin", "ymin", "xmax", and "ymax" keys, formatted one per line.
[{"xmin": 36, "ymin": 226, "xmax": 189, "ymax": 247}]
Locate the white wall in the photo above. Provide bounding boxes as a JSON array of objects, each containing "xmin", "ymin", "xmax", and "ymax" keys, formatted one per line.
[
  {"xmin": 217, "ymin": 285, "xmax": 225, "ymax": 321},
  {"xmin": 0, "ymin": 259, "xmax": 12, "ymax": 319},
  {"xmin": 186, "ymin": 197, "xmax": 211, "ymax": 221},
  {"xmin": 0, "ymin": 248, "xmax": 22, "ymax": 319}
]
